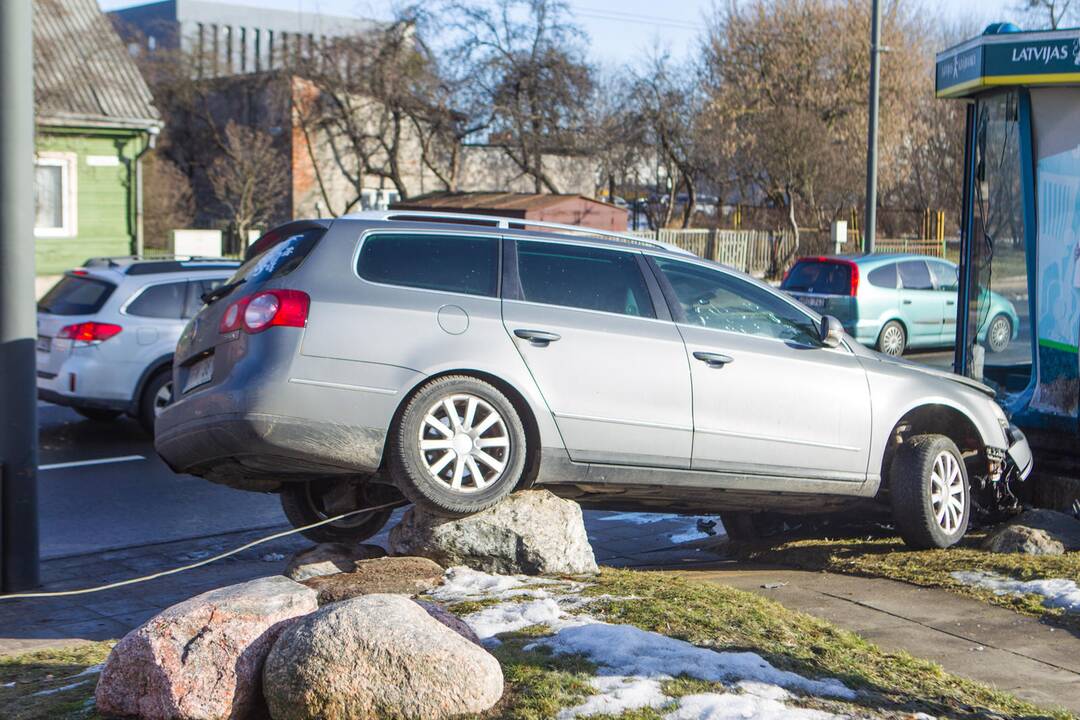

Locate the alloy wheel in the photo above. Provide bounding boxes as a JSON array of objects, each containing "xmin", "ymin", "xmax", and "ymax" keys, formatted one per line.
[
  {"xmin": 988, "ymin": 316, "xmax": 1011, "ymax": 352},
  {"xmin": 153, "ymin": 381, "xmax": 173, "ymax": 418},
  {"xmin": 417, "ymin": 393, "xmax": 511, "ymax": 493},
  {"xmin": 929, "ymin": 450, "xmax": 965, "ymax": 535},
  {"xmin": 880, "ymin": 325, "xmax": 904, "ymax": 356}
]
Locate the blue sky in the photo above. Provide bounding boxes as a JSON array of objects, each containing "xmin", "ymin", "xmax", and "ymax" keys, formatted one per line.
[{"xmin": 98, "ymin": 0, "xmax": 1019, "ymax": 65}]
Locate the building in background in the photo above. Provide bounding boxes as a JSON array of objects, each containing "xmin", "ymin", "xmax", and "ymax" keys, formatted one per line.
[
  {"xmin": 33, "ymin": 0, "xmax": 163, "ymax": 276},
  {"xmin": 108, "ymin": 0, "xmax": 376, "ymax": 77},
  {"xmin": 391, "ymin": 192, "xmax": 628, "ymax": 231}
]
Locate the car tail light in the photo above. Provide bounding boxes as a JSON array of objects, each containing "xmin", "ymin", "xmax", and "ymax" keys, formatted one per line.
[
  {"xmin": 848, "ymin": 263, "xmax": 860, "ymax": 296},
  {"xmin": 57, "ymin": 321, "xmax": 123, "ymax": 345},
  {"xmin": 221, "ymin": 290, "xmax": 309, "ymax": 335}
]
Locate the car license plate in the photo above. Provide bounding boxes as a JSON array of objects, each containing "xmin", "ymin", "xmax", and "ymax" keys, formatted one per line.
[
  {"xmin": 797, "ymin": 295, "xmax": 827, "ymax": 308},
  {"xmin": 36, "ymin": 335, "xmax": 51, "ymax": 353},
  {"xmin": 183, "ymin": 356, "xmax": 213, "ymax": 393}
]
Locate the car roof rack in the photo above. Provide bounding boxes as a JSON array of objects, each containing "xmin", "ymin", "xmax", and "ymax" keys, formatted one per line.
[
  {"xmin": 80, "ymin": 256, "xmax": 241, "ymax": 275},
  {"xmin": 342, "ymin": 210, "xmax": 691, "ymax": 255}
]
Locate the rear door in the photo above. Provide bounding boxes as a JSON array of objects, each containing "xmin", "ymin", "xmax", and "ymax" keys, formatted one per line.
[
  {"xmin": 501, "ymin": 240, "xmax": 693, "ymax": 468},
  {"xmin": 897, "ymin": 259, "xmax": 946, "ymax": 346},
  {"xmin": 927, "ymin": 260, "xmax": 961, "ymax": 343}
]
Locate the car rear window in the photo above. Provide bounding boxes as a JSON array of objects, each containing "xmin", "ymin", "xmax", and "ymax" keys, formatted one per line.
[
  {"xmin": 782, "ymin": 260, "xmax": 852, "ymax": 295},
  {"xmin": 229, "ymin": 223, "xmax": 327, "ymax": 288},
  {"xmin": 358, "ymin": 233, "xmax": 499, "ymax": 297},
  {"xmin": 37, "ymin": 275, "xmax": 115, "ymax": 315}
]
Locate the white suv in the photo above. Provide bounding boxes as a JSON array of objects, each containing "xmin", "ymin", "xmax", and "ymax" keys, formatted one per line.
[{"xmin": 37, "ymin": 257, "xmax": 239, "ymax": 432}]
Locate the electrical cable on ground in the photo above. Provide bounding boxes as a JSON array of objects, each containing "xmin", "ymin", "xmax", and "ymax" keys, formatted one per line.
[{"xmin": 0, "ymin": 500, "xmax": 406, "ymax": 600}]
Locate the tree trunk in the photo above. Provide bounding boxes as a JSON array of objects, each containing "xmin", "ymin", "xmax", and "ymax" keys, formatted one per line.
[{"xmin": 680, "ymin": 176, "xmax": 697, "ymax": 229}]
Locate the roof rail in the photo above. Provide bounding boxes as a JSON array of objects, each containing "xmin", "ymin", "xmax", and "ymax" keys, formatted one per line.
[
  {"xmin": 342, "ymin": 210, "xmax": 692, "ymax": 255},
  {"xmin": 82, "ymin": 255, "xmax": 239, "ymax": 266}
]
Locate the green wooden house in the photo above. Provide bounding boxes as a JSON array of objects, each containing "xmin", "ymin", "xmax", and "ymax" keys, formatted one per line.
[{"xmin": 33, "ymin": 0, "xmax": 163, "ymax": 275}]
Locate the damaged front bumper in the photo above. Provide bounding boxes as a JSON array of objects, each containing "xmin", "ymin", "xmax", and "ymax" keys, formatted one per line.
[{"xmin": 1003, "ymin": 424, "xmax": 1033, "ymax": 481}]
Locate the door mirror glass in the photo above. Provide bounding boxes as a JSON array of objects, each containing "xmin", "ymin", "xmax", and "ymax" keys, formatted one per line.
[{"xmin": 819, "ymin": 315, "xmax": 844, "ymax": 348}]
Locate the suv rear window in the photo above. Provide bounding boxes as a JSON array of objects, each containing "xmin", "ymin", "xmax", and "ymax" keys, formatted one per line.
[
  {"xmin": 229, "ymin": 223, "xmax": 327, "ymax": 288},
  {"xmin": 782, "ymin": 260, "xmax": 852, "ymax": 295},
  {"xmin": 358, "ymin": 233, "xmax": 499, "ymax": 297},
  {"xmin": 37, "ymin": 275, "xmax": 115, "ymax": 315}
]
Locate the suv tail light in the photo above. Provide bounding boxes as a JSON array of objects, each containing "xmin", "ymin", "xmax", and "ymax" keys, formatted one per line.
[
  {"xmin": 57, "ymin": 321, "xmax": 123, "ymax": 345},
  {"xmin": 220, "ymin": 290, "xmax": 309, "ymax": 334}
]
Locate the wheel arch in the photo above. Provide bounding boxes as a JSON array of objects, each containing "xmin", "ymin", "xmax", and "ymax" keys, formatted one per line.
[
  {"xmin": 879, "ymin": 403, "xmax": 987, "ymax": 493},
  {"xmin": 129, "ymin": 353, "xmax": 173, "ymax": 414}
]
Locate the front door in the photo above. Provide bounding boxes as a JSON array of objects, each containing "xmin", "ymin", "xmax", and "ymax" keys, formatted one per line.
[
  {"xmin": 502, "ymin": 240, "xmax": 693, "ymax": 468},
  {"xmin": 650, "ymin": 256, "xmax": 872, "ymax": 481},
  {"xmin": 898, "ymin": 259, "xmax": 947, "ymax": 346}
]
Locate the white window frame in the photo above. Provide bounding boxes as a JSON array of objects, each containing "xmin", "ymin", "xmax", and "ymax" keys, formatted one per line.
[{"xmin": 34, "ymin": 152, "xmax": 78, "ymax": 239}]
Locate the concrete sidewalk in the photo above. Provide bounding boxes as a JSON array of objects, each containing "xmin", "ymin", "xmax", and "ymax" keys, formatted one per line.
[{"xmin": 677, "ymin": 564, "xmax": 1080, "ymax": 715}]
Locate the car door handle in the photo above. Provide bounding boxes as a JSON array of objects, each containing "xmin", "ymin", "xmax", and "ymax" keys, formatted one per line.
[
  {"xmin": 514, "ymin": 329, "xmax": 561, "ymax": 346},
  {"xmin": 902, "ymin": 299, "xmax": 913, "ymax": 305},
  {"xmin": 946, "ymin": 300, "xmax": 955, "ymax": 306},
  {"xmin": 693, "ymin": 351, "xmax": 734, "ymax": 367}
]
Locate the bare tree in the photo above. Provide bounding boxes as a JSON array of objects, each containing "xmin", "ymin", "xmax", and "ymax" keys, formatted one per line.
[
  {"xmin": 1015, "ymin": 0, "xmax": 1074, "ymax": 28},
  {"xmin": 143, "ymin": 152, "xmax": 196, "ymax": 249},
  {"xmin": 207, "ymin": 121, "xmax": 289, "ymax": 244}
]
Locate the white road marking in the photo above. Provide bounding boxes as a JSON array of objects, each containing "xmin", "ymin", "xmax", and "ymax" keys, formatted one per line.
[{"xmin": 39, "ymin": 455, "xmax": 146, "ymax": 471}]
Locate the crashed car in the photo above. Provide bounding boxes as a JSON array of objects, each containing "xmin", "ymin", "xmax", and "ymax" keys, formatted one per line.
[{"xmin": 155, "ymin": 213, "xmax": 1033, "ymax": 550}]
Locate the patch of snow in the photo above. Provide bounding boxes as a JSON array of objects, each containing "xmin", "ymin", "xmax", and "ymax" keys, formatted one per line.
[
  {"xmin": 32, "ymin": 679, "xmax": 90, "ymax": 697},
  {"xmin": 951, "ymin": 571, "xmax": 1080, "ymax": 613},
  {"xmin": 463, "ymin": 598, "xmax": 592, "ymax": 640},
  {"xmin": 530, "ymin": 622, "xmax": 855, "ymax": 700},
  {"xmin": 2, "ymin": 681, "xmax": 15, "ymax": 689},
  {"xmin": 556, "ymin": 676, "xmax": 669, "ymax": 719},
  {"xmin": 62, "ymin": 664, "xmax": 103, "ymax": 680},
  {"xmin": 260, "ymin": 552, "xmax": 286, "ymax": 562},
  {"xmin": 597, "ymin": 512, "xmax": 692, "ymax": 524},
  {"xmin": 667, "ymin": 690, "xmax": 842, "ymax": 720},
  {"xmin": 595, "ymin": 513, "xmax": 724, "ymax": 544},
  {"xmin": 430, "ymin": 566, "xmax": 566, "ymax": 603}
]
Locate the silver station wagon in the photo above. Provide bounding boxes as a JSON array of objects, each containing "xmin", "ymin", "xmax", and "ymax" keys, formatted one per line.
[{"xmin": 155, "ymin": 213, "xmax": 1033, "ymax": 549}]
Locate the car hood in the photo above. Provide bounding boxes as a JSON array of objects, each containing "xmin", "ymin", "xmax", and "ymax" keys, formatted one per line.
[{"xmin": 850, "ymin": 342, "xmax": 997, "ymax": 398}]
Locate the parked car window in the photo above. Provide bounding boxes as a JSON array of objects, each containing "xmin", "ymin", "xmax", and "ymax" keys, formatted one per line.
[
  {"xmin": 867, "ymin": 263, "xmax": 898, "ymax": 289},
  {"xmin": 656, "ymin": 258, "xmax": 820, "ymax": 345},
  {"xmin": 358, "ymin": 233, "xmax": 499, "ymax": 297},
  {"xmin": 516, "ymin": 241, "xmax": 655, "ymax": 318},
  {"xmin": 928, "ymin": 261, "xmax": 959, "ymax": 291},
  {"xmin": 184, "ymin": 279, "xmax": 224, "ymax": 318},
  {"xmin": 37, "ymin": 275, "xmax": 115, "ymax": 315},
  {"xmin": 782, "ymin": 260, "xmax": 851, "ymax": 295},
  {"xmin": 231, "ymin": 224, "xmax": 327, "ymax": 288},
  {"xmin": 898, "ymin": 260, "xmax": 934, "ymax": 290},
  {"xmin": 126, "ymin": 281, "xmax": 187, "ymax": 319}
]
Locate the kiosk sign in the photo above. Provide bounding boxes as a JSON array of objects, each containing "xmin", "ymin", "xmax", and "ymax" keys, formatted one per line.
[{"xmin": 936, "ymin": 30, "xmax": 1080, "ymax": 97}]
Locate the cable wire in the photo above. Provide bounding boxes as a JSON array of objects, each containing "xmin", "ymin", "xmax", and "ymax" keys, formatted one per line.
[{"xmin": 0, "ymin": 500, "xmax": 406, "ymax": 600}]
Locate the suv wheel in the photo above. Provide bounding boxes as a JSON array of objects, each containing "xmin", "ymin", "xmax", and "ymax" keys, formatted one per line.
[
  {"xmin": 987, "ymin": 314, "xmax": 1012, "ymax": 353},
  {"xmin": 890, "ymin": 434, "xmax": 970, "ymax": 549},
  {"xmin": 389, "ymin": 375, "xmax": 527, "ymax": 517},
  {"xmin": 74, "ymin": 407, "xmax": 121, "ymax": 422},
  {"xmin": 877, "ymin": 321, "xmax": 906, "ymax": 357},
  {"xmin": 280, "ymin": 478, "xmax": 398, "ymax": 543},
  {"xmin": 138, "ymin": 369, "xmax": 173, "ymax": 435}
]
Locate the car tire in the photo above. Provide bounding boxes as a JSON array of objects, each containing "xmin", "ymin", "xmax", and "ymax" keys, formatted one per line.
[
  {"xmin": 389, "ymin": 375, "xmax": 527, "ymax": 517},
  {"xmin": 73, "ymin": 407, "xmax": 122, "ymax": 422},
  {"xmin": 890, "ymin": 434, "xmax": 970, "ymax": 550},
  {"xmin": 138, "ymin": 369, "xmax": 173, "ymax": 435},
  {"xmin": 280, "ymin": 478, "xmax": 398, "ymax": 543},
  {"xmin": 986, "ymin": 314, "xmax": 1012, "ymax": 353},
  {"xmin": 877, "ymin": 320, "xmax": 906, "ymax": 357}
]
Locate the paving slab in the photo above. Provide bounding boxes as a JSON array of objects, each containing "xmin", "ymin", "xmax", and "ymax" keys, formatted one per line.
[{"xmin": 675, "ymin": 563, "xmax": 1080, "ymax": 715}]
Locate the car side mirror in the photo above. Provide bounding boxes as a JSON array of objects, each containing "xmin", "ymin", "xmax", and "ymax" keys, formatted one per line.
[{"xmin": 819, "ymin": 315, "xmax": 844, "ymax": 348}]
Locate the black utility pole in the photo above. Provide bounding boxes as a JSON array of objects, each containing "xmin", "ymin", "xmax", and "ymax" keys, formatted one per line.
[
  {"xmin": 0, "ymin": 0, "xmax": 40, "ymax": 592},
  {"xmin": 863, "ymin": 0, "xmax": 882, "ymax": 254}
]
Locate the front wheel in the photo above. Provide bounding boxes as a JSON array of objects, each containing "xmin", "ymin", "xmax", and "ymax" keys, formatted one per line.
[
  {"xmin": 890, "ymin": 434, "xmax": 970, "ymax": 549},
  {"xmin": 986, "ymin": 314, "xmax": 1012, "ymax": 353},
  {"xmin": 388, "ymin": 375, "xmax": 527, "ymax": 517},
  {"xmin": 280, "ymin": 479, "xmax": 398, "ymax": 543}
]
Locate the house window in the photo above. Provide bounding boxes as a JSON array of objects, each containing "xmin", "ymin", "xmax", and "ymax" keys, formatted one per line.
[{"xmin": 34, "ymin": 153, "xmax": 76, "ymax": 238}]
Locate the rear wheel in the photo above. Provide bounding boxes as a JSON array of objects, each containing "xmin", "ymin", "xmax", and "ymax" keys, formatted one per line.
[
  {"xmin": 138, "ymin": 369, "xmax": 173, "ymax": 435},
  {"xmin": 389, "ymin": 375, "xmax": 527, "ymax": 516},
  {"xmin": 890, "ymin": 434, "xmax": 970, "ymax": 549},
  {"xmin": 986, "ymin": 314, "xmax": 1012, "ymax": 353},
  {"xmin": 74, "ymin": 407, "xmax": 121, "ymax": 422},
  {"xmin": 877, "ymin": 321, "xmax": 906, "ymax": 357},
  {"xmin": 280, "ymin": 478, "xmax": 399, "ymax": 543}
]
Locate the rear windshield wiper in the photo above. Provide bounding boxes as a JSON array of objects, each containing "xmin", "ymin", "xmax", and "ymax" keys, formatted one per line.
[{"xmin": 202, "ymin": 277, "xmax": 246, "ymax": 305}]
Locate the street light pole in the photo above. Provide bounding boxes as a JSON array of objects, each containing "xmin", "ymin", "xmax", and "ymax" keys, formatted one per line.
[
  {"xmin": 863, "ymin": 0, "xmax": 882, "ymax": 255},
  {"xmin": 0, "ymin": 0, "xmax": 40, "ymax": 592}
]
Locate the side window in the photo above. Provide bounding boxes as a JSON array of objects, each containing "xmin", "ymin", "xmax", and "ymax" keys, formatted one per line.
[
  {"xmin": 126, "ymin": 281, "xmax": 187, "ymax": 319},
  {"xmin": 358, "ymin": 233, "xmax": 499, "ymax": 297},
  {"xmin": 867, "ymin": 263, "xmax": 898, "ymax": 289},
  {"xmin": 898, "ymin": 260, "xmax": 934, "ymax": 290},
  {"xmin": 184, "ymin": 279, "xmax": 223, "ymax": 318},
  {"xmin": 928, "ymin": 261, "xmax": 959, "ymax": 291},
  {"xmin": 655, "ymin": 257, "xmax": 820, "ymax": 345},
  {"xmin": 516, "ymin": 241, "xmax": 655, "ymax": 318}
]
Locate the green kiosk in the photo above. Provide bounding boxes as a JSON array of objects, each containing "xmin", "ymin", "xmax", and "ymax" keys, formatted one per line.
[{"xmin": 937, "ymin": 24, "xmax": 1080, "ymax": 468}]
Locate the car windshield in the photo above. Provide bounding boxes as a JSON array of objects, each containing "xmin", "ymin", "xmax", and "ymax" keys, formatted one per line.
[
  {"xmin": 782, "ymin": 260, "xmax": 852, "ymax": 295},
  {"xmin": 37, "ymin": 275, "xmax": 115, "ymax": 315}
]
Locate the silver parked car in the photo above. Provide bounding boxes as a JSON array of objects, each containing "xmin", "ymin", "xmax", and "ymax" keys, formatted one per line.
[
  {"xmin": 37, "ymin": 257, "xmax": 239, "ymax": 432},
  {"xmin": 155, "ymin": 214, "xmax": 1033, "ymax": 549}
]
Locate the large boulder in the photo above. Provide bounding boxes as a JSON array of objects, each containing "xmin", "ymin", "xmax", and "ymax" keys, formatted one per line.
[
  {"xmin": 388, "ymin": 489, "xmax": 598, "ymax": 575},
  {"xmin": 983, "ymin": 509, "xmax": 1080, "ymax": 555},
  {"xmin": 415, "ymin": 600, "xmax": 483, "ymax": 646},
  {"xmin": 95, "ymin": 576, "xmax": 317, "ymax": 720},
  {"xmin": 300, "ymin": 556, "xmax": 444, "ymax": 604},
  {"xmin": 284, "ymin": 542, "xmax": 387, "ymax": 581},
  {"xmin": 263, "ymin": 594, "xmax": 503, "ymax": 720}
]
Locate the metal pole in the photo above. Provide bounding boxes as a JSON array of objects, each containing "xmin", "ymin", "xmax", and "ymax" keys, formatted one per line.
[
  {"xmin": 0, "ymin": 0, "xmax": 39, "ymax": 592},
  {"xmin": 863, "ymin": 0, "xmax": 882, "ymax": 254}
]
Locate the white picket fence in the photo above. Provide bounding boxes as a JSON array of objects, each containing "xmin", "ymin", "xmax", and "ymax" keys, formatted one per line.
[{"xmin": 629, "ymin": 228, "xmax": 795, "ymax": 275}]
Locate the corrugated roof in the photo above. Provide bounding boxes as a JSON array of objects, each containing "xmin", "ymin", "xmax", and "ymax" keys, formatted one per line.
[
  {"xmin": 34, "ymin": 0, "xmax": 162, "ymax": 129},
  {"xmin": 394, "ymin": 192, "xmax": 610, "ymax": 212}
]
